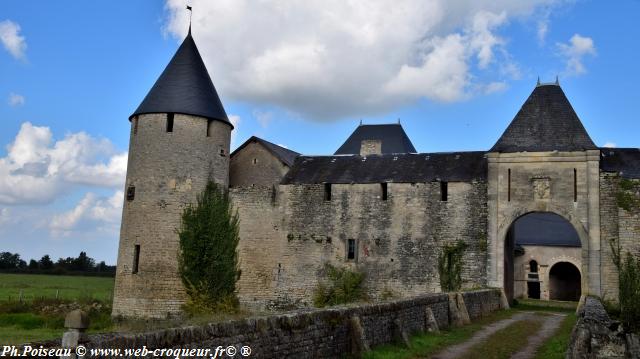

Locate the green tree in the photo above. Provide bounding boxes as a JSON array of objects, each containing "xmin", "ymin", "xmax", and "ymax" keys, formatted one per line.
[{"xmin": 177, "ymin": 181, "xmax": 241, "ymax": 312}]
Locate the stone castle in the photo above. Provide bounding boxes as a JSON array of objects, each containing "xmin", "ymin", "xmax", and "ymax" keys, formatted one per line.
[{"xmin": 112, "ymin": 30, "xmax": 640, "ymax": 318}]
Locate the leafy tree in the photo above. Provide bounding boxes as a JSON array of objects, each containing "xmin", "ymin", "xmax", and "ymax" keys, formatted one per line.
[
  {"xmin": 177, "ymin": 181, "xmax": 241, "ymax": 311},
  {"xmin": 28, "ymin": 259, "xmax": 39, "ymax": 270},
  {"xmin": 39, "ymin": 255, "xmax": 54, "ymax": 270},
  {"xmin": 0, "ymin": 252, "xmax": 23, "ymax": 269}
]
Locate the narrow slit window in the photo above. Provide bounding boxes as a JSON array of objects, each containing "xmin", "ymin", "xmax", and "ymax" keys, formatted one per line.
[
  {"xmin": 132, "ymin": 245, "xmax": 140, "ymax": 274},
  {"xmin": 324, "ymin": 183, "xmax": 332, "ymax": 201},
  {"xmin": 126, "ymin": 185, "xmax": 135, "ymax": 201},
  {"xmin": 440, "ymin": 181, "xmax": 448, "ymax": 202},
  {"xmin": 573, "ymin": 168, "xmax": 577, "ymax": 202},
  {"xmin": 381, "ymin": 183, "xmax": 388, "ymax": 201},
  {"xmin": 347, "ymin": 239, "xmax": 356, "ymax": 260},
  {"xmin": 206, "ymin": 119, "xmax": 213, "ymax": 137},
  {"xmin": 166, "ymin": 113, "xmax": 174, "ymax": 132},
  {"xmin": 252, "ymin": 158, "xmax": 257, "ymax": 165},
  {"xmin": 133, "ymin": 117, "xmax": 139, "ymax": 135},
  {"xmin": 507, "ymin": 169, "xmax": 511, "ymax": 202}
]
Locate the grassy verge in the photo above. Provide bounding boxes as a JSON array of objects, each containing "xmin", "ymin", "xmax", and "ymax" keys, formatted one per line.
[
  {"xmin": 0, "ymin": 273, "xmax": 114, "ymax": 302},
  {"xmin": 533, "ymin": 312, "xmax": 577, "ymax": 359},
  {"xmin": 362, "ymin": 309, "xmax": 516, "ymax": 359},
  {"xmin": 513, "ymin": 298, "xmax": 577, "ymax": 313},
  {"xmin": 458, "ymin": 314, "xmax": 544, "ymax": 359}
]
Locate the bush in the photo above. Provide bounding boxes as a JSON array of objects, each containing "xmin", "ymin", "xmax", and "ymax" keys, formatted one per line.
[
  {"xmin": 313, "ymin": 264, "xmax": 366, "ymax": 307},
  {"xmin": 177, "ymin": 181, "xmax": 241, "ymax": 313},
  {"xmin": 618, "ymin": 252, "xmax": 640, "ymax": 333}
]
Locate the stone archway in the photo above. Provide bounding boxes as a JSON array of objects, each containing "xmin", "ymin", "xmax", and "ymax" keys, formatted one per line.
[
  {"xmin": 549, "ymin": 262, "xmax": 581, "ymax": 301},
  {"xmin": 501, "ymin": 211, "xmax": 585, "ymax": 303}
]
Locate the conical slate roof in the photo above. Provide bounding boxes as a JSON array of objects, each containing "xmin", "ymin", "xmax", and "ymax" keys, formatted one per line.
[
  {"xmin": 130, "ymin": 29, "xmax": 231, "ymax": 127},
  {"xmin": 490, "ymin": 84, "xmax": 596, "ymax": 152},
  {"xmin": 335, "ymin": 124, "xmax": 417, "ymax": 155}
]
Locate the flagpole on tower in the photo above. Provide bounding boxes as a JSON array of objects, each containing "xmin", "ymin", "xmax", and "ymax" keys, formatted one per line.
[{"xmin": 186, "ymin": 4, "xmax": 193, "ymax": 34}]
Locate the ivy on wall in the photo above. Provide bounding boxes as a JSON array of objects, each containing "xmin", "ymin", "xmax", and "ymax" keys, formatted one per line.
[
  {"xmin": 438, "ymin": 241, "xmax": 468, "ymax": 292},
  {"xmin": 616, "ymin": 178, "xmax": 640, "ymax": 212}
]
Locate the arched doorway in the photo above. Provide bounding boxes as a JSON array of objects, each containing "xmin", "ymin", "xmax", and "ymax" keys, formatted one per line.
[
  {"xmin": 549, "ymin": 262, "xmax": 581, "ymax": 301},
  {"xmin": 504, "ymin": 212, "xmax": 582, "ymax": 303}
]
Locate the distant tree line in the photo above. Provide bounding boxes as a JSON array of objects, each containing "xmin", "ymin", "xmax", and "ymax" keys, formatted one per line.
[{"xmin": 0, "ymin": 251, "xmax": 115, "ymax": 277}]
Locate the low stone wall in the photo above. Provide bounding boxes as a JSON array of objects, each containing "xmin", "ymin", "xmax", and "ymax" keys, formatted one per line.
[
  {"xmin": 567, "ymin": 296, "xmax": 639, "ymax": 358},
  {"xmin": 22, "ymin": 289, "xmax": 503, "ymax": 359}
]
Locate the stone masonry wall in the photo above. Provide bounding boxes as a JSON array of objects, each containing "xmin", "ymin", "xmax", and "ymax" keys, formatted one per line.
[
  {"xmin": 112, "ymin": 113, "xmax": 231, "ymax": 318},
  {"xmin": 231, "ymin": 180, "xmax": 488, "ymax": 309},
  {"xmin": 25, "ymin": 289, "xmax": 504, "ymax": 359},
  {"xmin": 230, "ymin": 141, "xmax": 291, "ymax": 188},
  {"xmin": 599, "ymin": 174, "xmax": 640, "ymax": 302}
]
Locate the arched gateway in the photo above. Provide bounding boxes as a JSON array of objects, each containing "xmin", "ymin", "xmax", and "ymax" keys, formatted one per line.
[{"xmin": 486, "ymin": 84, "xmax": 601, "ymax": 304}]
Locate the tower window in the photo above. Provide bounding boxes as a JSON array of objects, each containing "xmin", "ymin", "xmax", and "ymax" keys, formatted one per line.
[
  {"xmin": 132, "ymin": 245, "xmax": 140, "ymax": 274},
  {"xmin": 324, "ymin": 183, "xmax": 332, "ymax": 201},
  {"xmin": 347, "ymin": 239, "xmax": 356, "ymax": 260},
  {"xmin": 573, "ymin": 168, "xmax": 577, "ymax": 202},
  {"xmin": 381, "ymin": 183, "xmax": 388, "ymax": 201},
  {"xmin": 508, "ymin": 169, "xmax": 511, "ymax": 202},
  {"xmin": 126, "ymin": 186, "xmax": 135, "ymax": 201},
  {"xmin": 133, "ymin": 117, "xmax": 139, "ymax": 135},
  {"xmin": 166, "ymin": 113, "xmax": 174, "ymax": 132},
  {"xmin": 440, "ymin": 181, "xmax": 448, "ymax": 202},
  {"xmin": 219, "ymin": 147, "xmax": 226, "ymax": 156},
  {"xmin": 206, "ymin": 119, "xmax": 213, "ymax": 137},
  {"xmin": 253, "ymin": 158, "xmax": 257, "ymax": 165}
]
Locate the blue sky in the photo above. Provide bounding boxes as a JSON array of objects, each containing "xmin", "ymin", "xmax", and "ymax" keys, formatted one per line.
[{"xmin": 0, "ymin": 0, "xmax": 639, "ymax": 264}]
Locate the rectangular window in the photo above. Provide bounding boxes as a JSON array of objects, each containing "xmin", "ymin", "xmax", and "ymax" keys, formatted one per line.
[
  {"xmin": 440, "ymin": 181, "xmax": 448, "ymax": 202},
  {"xmin": 166, "ymin": 113, "xmax": 174, "ymax": 132},
  {"xmin": 381, "ymin": 183, "xmax": 388, "ymax": 201},
  {"xmin": 324, "ymin": 183, "xmax": 332, "ymax": 201},
  {"xmin": 132, "ymin": 245, "xmax": 140, "ymax": 274},
  {"xmin": 507, "ymin": 169, "xmax": 511, "ymax": 202},
  {"xmin": 206, "ymin": 119, "xmax": 213, "ymax": 137},
  {"xmin": 573, "ymin": 168, "xmax": 578, "ymax": 202},
  {"xmin": 126, "ymin": 185, "xmax": 135, "ymax": 201},
  {"xmin": 133, "ymin": 117, "xmax": 138, "ymax": 135},
  {"xmin": 347, "ymin": 239, "xmax": 356, "ymax": 260}
]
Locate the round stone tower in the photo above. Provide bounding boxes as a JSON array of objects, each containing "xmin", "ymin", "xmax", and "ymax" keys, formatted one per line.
[{"xmin": 112, "ymin": 28, "xmax": 233, "ymax": 318}]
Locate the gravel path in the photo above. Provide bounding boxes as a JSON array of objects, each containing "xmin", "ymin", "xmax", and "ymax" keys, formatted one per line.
[{"xmin": 428, "ymin": 311, "xmax": 566, "ymax": 359}]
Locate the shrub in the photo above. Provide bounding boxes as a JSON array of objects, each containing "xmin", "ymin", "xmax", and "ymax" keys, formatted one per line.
[
  {"xmin": 177, "ymin": 181, "xmax": 241, "ymax": 313},
  {"xmin": 438, "ymin": 241, "xmax": 467, "ymax": 292},
  {"xmin": 313, "ymin": 264, "xmax": 366, "ymax": 307},
  {"xmin": 618, "ymin": 252, "xmax": 640, "ymax": 333}
]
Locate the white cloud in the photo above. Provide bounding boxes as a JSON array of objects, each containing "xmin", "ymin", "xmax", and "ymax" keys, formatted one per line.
[
  {"xmin": 8, "ymin": 93, "xmax": 25, "ymax": 107},
  {"xmin": 0, "ymin": 122, "xmax": 127, "ymax": 205},
  {"xmin": 253, "ymin": 110, "xmax": 273, "ymax": 128},
  {"xmin": 164, "ymin": 0, "xmax": 567, "ymax": 120},
  {"xmin": 0, "ymin": 208, "xmax": 9, "ymax": 226},
  {"xmin": 50, "ymin": 190, "xmax": 123, "ymax": 237},
  {"xmin": 229, "ymin": 114, "xmax": 241, "ymax": 147},
  {"xmin": 557, "ymin": 34, "xmax": 596, "ymax": 75},
  {"xmin": 0, "ymin": 20, "xmax": 26, "ymax": 60},
  {"xmin": 603, "ymin": 142, "xmax": 616, "ymax": 148}
]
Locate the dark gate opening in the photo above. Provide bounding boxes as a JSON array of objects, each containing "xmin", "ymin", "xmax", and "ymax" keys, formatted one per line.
[
  {"xmin": 549, "ymin": 262, "xmax": 581, "ymax": 301},
  {"xmin": 527, "ymin": 281, "xmax": 540, "ymax": 299}
]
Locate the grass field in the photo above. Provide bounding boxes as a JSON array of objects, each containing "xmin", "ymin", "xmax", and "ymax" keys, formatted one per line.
[
  {"xmin": 0, "ymin": 274, "xmax": 115, "ymax": 344},
  {"xmin": 0, "ymin": 273, "xmax": 114, "ymax": 302}
]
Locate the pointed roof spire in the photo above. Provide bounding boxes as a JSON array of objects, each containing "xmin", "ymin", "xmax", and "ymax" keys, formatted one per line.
[
  {"xmin": 490, "ymin": 83, "xmax": 596, "ymax": 152},
  {"xmin": 130, "ymin": 24, "xmax": 231, "ymax": 127}
]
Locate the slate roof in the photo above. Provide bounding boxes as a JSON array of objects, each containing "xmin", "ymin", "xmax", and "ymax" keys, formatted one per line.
[
  {"xmin": 490, "ymin": 84, "xmax": 597, "ymax": 152},
  {"xmin": 281, "ymin": 152, "xmax": 487, "ymax": 184},
  {"xmin": 513, "ymin": 212, "xmax": 581, "ymax": 247},
  {"xmin": 130, "ymin": 29, "xmax": 231, "ymax": 127},
  {"xmin": 231, "ymin": 136, "xmax": 300, "ymax": 167},
  {"xmin": 334, "ymin": 124, "xmax": 417, "ymax": 155},
  {"xmin": 600, "ymin": 148, "xmax": 640, "ymax": 179}
]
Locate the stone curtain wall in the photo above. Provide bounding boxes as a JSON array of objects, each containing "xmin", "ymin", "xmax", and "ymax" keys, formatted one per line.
[
  {"xmin": 25, "ymin": 289, "xmax": 503, "ymax": 359},
  {"xmin": 231, "ymin": 181, "xmax": 488, "ymax": 309},
  {"xmin": 599, "ymin": 174, "xmax": 640, "ymax": 302}
]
